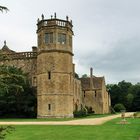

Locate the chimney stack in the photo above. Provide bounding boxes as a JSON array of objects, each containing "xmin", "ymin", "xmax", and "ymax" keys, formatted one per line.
[
  {"xmin": 90, "ymin": 67, "xmax": 93, "ymax": 90},
  {"xmin": 90, "ymin": 67, "xmax": 93, "ymax": 78}
]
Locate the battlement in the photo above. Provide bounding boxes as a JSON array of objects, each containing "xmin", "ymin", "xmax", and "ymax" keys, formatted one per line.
[
  {"xmin": 0, "ymin": 51, "xmax": 37, "ymax": 60},
  {"xmin": 37, "ymin": 13, "xmax": 73, "ymax": 32}
]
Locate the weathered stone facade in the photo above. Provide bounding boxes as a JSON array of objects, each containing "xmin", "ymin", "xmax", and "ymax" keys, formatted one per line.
[
  {"xmin": 0, "ymin": 14, "xmax": 111, "ymax": 118},
  {"xmin": 81, "ymin": 68, "xmax": 111, "ymax": 114}
]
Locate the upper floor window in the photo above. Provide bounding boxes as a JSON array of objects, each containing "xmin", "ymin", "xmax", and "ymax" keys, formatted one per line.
[
  {"xmin": 45, "ymin": 33, "xmax": 53, "ymax": 44},
  {"xmin": 58, "ymin": 33, "xmax": 66, "ymax": 44},
  {"xmin": 48, "ymin": 71, "xmax": 51, "ymax": 80},
  {"xmin": 95, "ymin": 91, "xmax": 97, "ymax": 98}
]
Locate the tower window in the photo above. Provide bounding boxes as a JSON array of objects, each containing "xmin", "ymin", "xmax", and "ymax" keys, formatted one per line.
[
  {"xmin": 48, "ymin": 71, "xmax": 51, "ymax": 79},
  {"xmin": 84, "ymin": 91, "xmax": 85, "ymax": 97},
  {"xmin": 95, "ymin": 91, "xmax": 97, "ymax": 98},
  {"xmin": 32, "ymin": 77, "xmax": 37, "ymax": 87},
  {"xmin": 48, "ymin": 104, "xmax": 51, "ymax": 111},
  {"xmin": 58, "ymin": 33, "xmax": 66, "ymax": 44},
  {"xmin": 45, "ymin": 33, "xmax": 53, "ymax": 44},
  {"xmin": 84, "ymin": 93, "xmax": 85, "ymax": 97}
]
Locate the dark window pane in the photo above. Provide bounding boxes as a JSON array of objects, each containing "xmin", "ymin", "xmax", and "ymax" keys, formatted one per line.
[
  {"xmin": 48, "ymin": 71, "xmax": 51, "ymax": 79},
  {"xmin": 58, "ymin": 33, "xmax": 66, "ymax": 44},
  {"xmin": 45, "ymin": 33, "xmax": 53, "ymax": 44},
  {"xmin": 48, "ymin": 104, "xmax": 51, "ymax": 110}
]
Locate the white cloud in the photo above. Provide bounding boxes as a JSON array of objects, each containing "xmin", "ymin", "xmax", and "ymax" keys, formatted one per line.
[{"xmin": 1, "ymin": 0, "xmax": 140, "ymax": 84}]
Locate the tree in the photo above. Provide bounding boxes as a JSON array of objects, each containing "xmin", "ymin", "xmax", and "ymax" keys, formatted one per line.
[
  {"xmin": 107, "ymin": 84, "xmax": 121, "ymax": 106},
  {"xmin": 0, "ymin": 6, "xmax": 8, "ymax": 12},
  {"xmin": 0, "ymin": 65, "xmax": 25, "ymax": 93},
  {"xmin": 0, "ymin": 65, "xmax": 36, "ymax": 117},
  {"xmin": 126, "ymin": 93, "xmax": 134, "ymax": 110},
  {"xmin": 75, "ymin": 73, "xmax": 79, "ymax": 79},
  {"xmin": 107, "ymin": 81, "xmax": 140, "ymax": 112},
  {"xmin": 114, "ymin": 103, "xmax": 126, "ymax": 112},
  {"xmin": 132, "ymin": 84, "xmax": 140, "ymax": 111},
  {"xmin": 81, "ymin": 74, "xmax": 88, "ymax": 78}
]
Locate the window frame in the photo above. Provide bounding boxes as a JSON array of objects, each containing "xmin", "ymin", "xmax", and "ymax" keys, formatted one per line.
[
  {"xmin": 45, "ymin": 32, "xmax": 53, "ymax": 44},
  {"xmin": 58, "ymin": 33, "xmax": 66, "ymax": 44}
]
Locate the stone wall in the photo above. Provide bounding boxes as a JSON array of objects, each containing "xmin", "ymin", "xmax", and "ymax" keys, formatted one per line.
[{"xmin": 0, "ymin": 54, "xmax": 37, "ymax": 86}]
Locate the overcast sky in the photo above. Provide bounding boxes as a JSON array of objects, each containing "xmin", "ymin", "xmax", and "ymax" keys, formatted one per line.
[{"xmin": 1, "ymin": 0, "xmax": 140, "ymax": 84}]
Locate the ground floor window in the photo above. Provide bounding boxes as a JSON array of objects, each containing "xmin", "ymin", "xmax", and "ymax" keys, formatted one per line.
[{"xmin": 48, "ymin": 104, "xmax": 51, "ymax": 111}]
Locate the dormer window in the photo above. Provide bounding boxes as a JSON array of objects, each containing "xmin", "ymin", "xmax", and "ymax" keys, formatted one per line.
[
  {"xmin": 58, "ymin": 33, "xmax": 66, "ymax": 44},
  {"xmin": 45, "ymin": 33, "xmax": 53, "ymax": 44}
]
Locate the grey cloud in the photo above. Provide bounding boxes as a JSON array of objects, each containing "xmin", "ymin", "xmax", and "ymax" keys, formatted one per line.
[
  {"xmin": 1, "ymin": 0, "xmax": 140, "ymax": 84},
  {"xmin": 76, "ymin": 37, "xmax": 140, "ymax": 83}
]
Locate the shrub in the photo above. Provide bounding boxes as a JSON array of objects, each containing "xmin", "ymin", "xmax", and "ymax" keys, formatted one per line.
[
  {"xmin": 73, "ymin": 108, "xmax": 87, "ymax": 118},
  {"xmin": 133, "ymin": 112, "xmax": 140, "ymax": 118},
  {"xmin": 110, "ymin": 106, "xmax": 116, "ymax": 114},
  {"xmin": 114, "ymin": 103, "xmax": 126, "ymax": 112},
  {"xmin": 85, "ymin": 106, "xmax": 94, "ymax": 114}
]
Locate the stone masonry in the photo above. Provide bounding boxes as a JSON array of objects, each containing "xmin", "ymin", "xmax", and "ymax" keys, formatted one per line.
[{"xmin": 0, "ymin": 14, "xmax": 111, "ymax": 118}]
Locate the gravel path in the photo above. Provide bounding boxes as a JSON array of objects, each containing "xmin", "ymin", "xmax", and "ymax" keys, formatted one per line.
[{"xmin": 0, "ymin": 112, "xmax": 134, "ymax": 125}]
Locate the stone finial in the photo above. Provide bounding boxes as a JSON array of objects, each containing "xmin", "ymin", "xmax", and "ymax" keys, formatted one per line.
[
  {"xmin": 4, "ymin": 40, "xmax": 6, "ymax": 46},
  {"xmin": 66, "ymin": 16, "xmax": 69, "ymax": 21},
  {"xmin": 54, "ymin": 12, "xmax": 56, "ymax": 19},
  {"xmin": 51, "ymin": 15, "xmax": 53, "ymax": 19},
  {"xmin": 37, "ymin": 18, "xmax": 40, "ymax": 23},
  {"xmin": 2, "ymin": 40, "xmax": 10, "ymax": 51},
  {"xmin": 41, "ymin": 14, "xmax": 44, "ymax": 20},
  {"xmin": 70, "ymin": 20, "xmax": 72, "ymax": 24}
]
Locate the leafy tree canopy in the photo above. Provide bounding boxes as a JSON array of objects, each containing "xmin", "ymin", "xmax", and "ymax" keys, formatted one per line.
[
  {"xmin": 107, "ymin": 80, "xmax": 140, "ymax": 112},
  {"xmin": 0, "ymin": 65, "xmax": 36, "ymax": 118}
]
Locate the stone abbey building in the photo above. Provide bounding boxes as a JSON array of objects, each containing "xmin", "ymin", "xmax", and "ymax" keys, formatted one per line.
[{"xmin": 0, "ymin": 14, "xmax": 111, "ymax": 118}]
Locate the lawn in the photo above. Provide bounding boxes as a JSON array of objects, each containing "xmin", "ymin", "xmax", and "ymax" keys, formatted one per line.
[{"xmin": 4, "ymin": 118, "xmax": 140, "ymax": 140}]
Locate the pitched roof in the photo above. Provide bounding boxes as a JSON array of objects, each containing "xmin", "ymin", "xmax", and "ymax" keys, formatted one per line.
[
  {"xmin": 80, "ymin": 76, "xmax": 104, "ymax": 90},
  {"xmin": 1, "ymin": 41, "xmax": 15, "ymax": 54}
]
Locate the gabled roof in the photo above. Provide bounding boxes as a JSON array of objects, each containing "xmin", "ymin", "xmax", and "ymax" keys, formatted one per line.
[
  {"xmin": 80, "ymin": 76, "xmax": 104, "ymax": 90},
  {"xmin": 1, "ymin": 41, "xmax": 15, "ymax": 54}
]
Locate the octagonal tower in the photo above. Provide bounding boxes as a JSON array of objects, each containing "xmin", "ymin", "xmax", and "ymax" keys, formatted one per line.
[{"xmin": 37, "ymin": 13, "xmax": 74, "ymax": 118}]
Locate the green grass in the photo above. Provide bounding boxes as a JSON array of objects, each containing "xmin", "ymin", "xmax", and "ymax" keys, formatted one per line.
[
  {"xmin": 4, "ymin": 118, "xmax": 140, "ymax": 140},
  {"xmin": 0, "ymin": 114, "xmax": 113, "ymax": 122}
]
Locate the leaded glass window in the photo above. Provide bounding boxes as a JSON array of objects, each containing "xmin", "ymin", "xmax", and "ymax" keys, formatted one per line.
[
  {"xmin": 45, "ymin": 33, "xmax": 53, "ymax": 44},
  {"xmin": 58, "ymin": 33, "xmax": 66, "ymax": 44}
]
